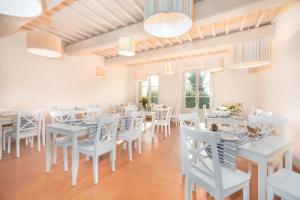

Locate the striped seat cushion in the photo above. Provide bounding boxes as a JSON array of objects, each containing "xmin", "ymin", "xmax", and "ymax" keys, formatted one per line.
[{"xmin": 86, "ymin": 123, "xmax": 109, "ymax": 144}]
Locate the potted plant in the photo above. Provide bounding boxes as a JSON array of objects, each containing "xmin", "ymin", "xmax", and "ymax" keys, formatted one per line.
[{"xmin": 139, "ymin": 96, "xmax": 148, "ymax": 109}]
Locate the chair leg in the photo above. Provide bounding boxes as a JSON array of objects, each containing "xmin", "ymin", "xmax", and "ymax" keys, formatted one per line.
[
  {"xmin": 63, "ymin": 146, "xmax": 68, "ymax": 171},
  {"xmin": 243, "ymin": 182, "xmax": 250, "ymax": 200},
  {"xmin": 185, "ymin": 176, "xmax": 192, "ymax": 200},
  {"xmin": 128, "ymin": 141, "xmax": 132, "ymax": 161},
  {"xmin": 86, "ymin": 155, "xmax": 89, "ymax": 162},
  {"xmin": 93, "ymin": 155, "xmax": 99, "ymax": 184},
  {"xmin": 53, "ymin": 139, "xmax": 57, "ymax": 164},
  {"xmin": 110, "ymin": 148, "xmax": 116, "ymax": 172},
  {"xmin": 122, "ymin": 142, "xmax": 127, "ymax": 150},
  {"xmin": 16, "ymin": 138, "xmax": 20, "ymax": 158},
  {"xmin": 3, "ymin": 132, "xmax": 6, "ymax": 151},
  {"xmin": 138, "ymin": 136, "xmax": 142, "ymax": 155},
  {"xmin": 267, "ymin": 185, "xmax": 274, "ymax": 200},
  {"xmin": 37, "ymin": 134, "xmax": 41, "ymax": 152},
  {"xmin": 7, "ymin": 136, "xmax": 11, "ymax": 154},
  {"xmin": 30, "ymin": 136, "xmax": 34, "ymax": 148},
  {"xmin": 248, "ymin": 162, "xmax": 252, "ymax": 176},
  {"xmin": 25, "ymin": 137, "xmax": 28, "ymax": 146},
  {"xmin": 168, "ymin": 124, "xmax": 171, "ymax": 136},
  {"xmin": 164, "ymin": 125, "xmax": 168, "ymax": 139},
  {"xmin": 134, "ymin": 140, "xmax": 137, "ymax": 149}
]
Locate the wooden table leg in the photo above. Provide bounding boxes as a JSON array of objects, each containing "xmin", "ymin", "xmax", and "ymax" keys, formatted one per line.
[
  {"xmin": 258, "ymin": 160, "xmax": 268, "ymax": 200},
  {"xmin": 45, "ymin": 129, "xmax": 51, "ymax": 172},
  {"xmin": 72, "ymin": 135, "xmax": 78, "ymax": 186}
]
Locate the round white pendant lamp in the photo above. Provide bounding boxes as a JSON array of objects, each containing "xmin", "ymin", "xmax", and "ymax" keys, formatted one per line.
[
  {"xmin": 164, "ymin": 62, "xmax": 176, "ymax": 75},
  {"xmin": 96, "ymin": 67, "xmax": 105, "ymax": 79},
  {"xmin": 118, "ymin": 37, "xmax": 135, "ymax": 56},
  {"xmin": 0, "ymin": 0, "xmax": 42, "ymax": 18},
  {"xmin": 27, "ymin": 31, "xmax": 63, "ymax": 58},
  {"xmin": 230, "ymin": 39, "xmax": 271, "ymax": 69},
  {"xmin": 204, "ymin": 57, "xmax": 224, "ymax": 72},
  {"xmin": 144, "ymin": 0, "xmax": 193, "ymax": 38},
  {"xmin": 133, "ymin": 71, "xmax": 146, "ymax": 82}
]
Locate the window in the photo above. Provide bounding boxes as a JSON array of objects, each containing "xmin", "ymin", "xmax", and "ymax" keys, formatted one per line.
[
  {"xmin": 141, "ymin": 75, "xmax": 159, "ymax": 104},
  {"xmin": 184, "ymin": 71, "xmax": 212, "ymax": 109}
]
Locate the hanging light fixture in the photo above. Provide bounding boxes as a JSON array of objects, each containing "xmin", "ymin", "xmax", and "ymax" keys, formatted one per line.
[
  {"xmin": 118, "ymin": 37, "xmax": 135, "ymax": 56},
  {"xmin": 229, "ymin": 39, "xmax": 271, "ymax": 69},
  {"xmin": 144, "ymin": 0, "xmax": 193, "ymax": 38},
  {"xmin": 203, "ymin": 57, "xmax": 224, "ymax": 72},
  {"xmin": 96, "ymin": 67, "xmax": 105, "ymax": 79},
  {"xmin": 133, "ymin": 71, "xmax": 146, "ymax": 82},
  {"xmin": 0, "ymin": 0, "xmax": 42, "ymax": 18},
  {"xmin": 164, "ymin": 62, "xmax": 176, "ymax": 75},
  {"xmin": 27, "ymin": 31, "xmax": 63, "ymax": 58}
]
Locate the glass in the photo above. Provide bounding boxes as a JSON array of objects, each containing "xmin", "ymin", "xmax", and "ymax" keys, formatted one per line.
[
  {"xmin": 199, "ymin": 72, "xmax": 210, "ymax": 96},
  {"xmin": 199, "ymin": 96, "xmax": 210, "ymax": 109},
  {"xmin": 186, "ymin": 97, "xmax": 195, "ymax": 108},
  {"xmin": 141, "ymin": 86, "xmax": 148, "ymax": 97},
  {"xmin": 150, "ymin": 75, "xmax": 159, "ymax": 87}
]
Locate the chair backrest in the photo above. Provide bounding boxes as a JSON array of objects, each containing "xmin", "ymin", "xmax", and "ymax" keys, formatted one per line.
[
  {"xmin": 131, "ymin": 111, "xmax": 144, "ymax": 133},
  {"xmin": 125, "ymin": 105, "xmax": 138, "ymax": 114},
  {"xmin": 50, "ymin": 110, "xmax": 76, "ymax": 124},
  {"xmin": 91, "ymin": 114, "xmax": 119, "ymax": 145},
  {"xmin": 15, "ymin": 109, "xmax": 43, "ymax": 134},
  {"xmin": 179, "ymin": 113, "xmax": 201, "ymax": 129},
  {"xmin": 180, "ymin": 125, "xmax": 223, "ymax": 197},
  {"xmin": 85, "ymin": 107, "xmax": 102, "ymax": 121}
]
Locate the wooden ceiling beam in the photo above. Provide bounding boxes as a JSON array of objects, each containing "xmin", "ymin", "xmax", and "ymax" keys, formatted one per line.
[
  {"xmin": 65, "ymin": 0, "xmax": 295, "ymax": 56},
  {"xmin": 104, "ymin": 25, "xmax": 275, "ymax": 66}
]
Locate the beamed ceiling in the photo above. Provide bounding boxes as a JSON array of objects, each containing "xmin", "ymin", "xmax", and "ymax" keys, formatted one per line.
[{"xmin": 1, "ymin": 0, "xmax": 299, "ymax": 66}]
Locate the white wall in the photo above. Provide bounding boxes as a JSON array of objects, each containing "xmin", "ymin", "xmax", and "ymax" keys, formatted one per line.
[
  {"xmin": 257, "ymin": 5, "xmax": 300, "ymax": 168},
  {"xmin": 0, "ymin": 33, "xmax": 128, "ymax": 109},
  {"xmin": 127, "ymin": 56, "xmax": 259, "ymax": 113}
]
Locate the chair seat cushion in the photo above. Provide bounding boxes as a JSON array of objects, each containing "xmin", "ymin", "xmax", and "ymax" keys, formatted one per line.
[
  {"xmin": 267, "ymin": 169, "xmax": 300, "ymax": 199},
  {"xmin": 118, "ymin": 130, "xmax": 139, "ymax": 140},
  {"xmin": 78, "ymin": 140, "xmax": 114, "ymax": 155}
]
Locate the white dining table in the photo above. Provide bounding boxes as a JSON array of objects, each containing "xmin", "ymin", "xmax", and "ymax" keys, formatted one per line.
[
  {"xmin": 237, "ymin": 135, "xmax": 292, "ymax": 200},
  {"xmin": 45, "ymin": 123, "xmax": 89, "ymax": 186},
  {"xmin": 205, "ymin": 116, "xmax": 247, "ymax": 128},
  {"xmin": 0, "ymin": 117, "xmax": 14, "ymax": 159}
]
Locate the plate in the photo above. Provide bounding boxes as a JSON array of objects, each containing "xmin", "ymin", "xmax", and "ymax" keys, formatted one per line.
[{"xmin": 221, "ymin": 134, "xmax": 239, "ymax": 141}]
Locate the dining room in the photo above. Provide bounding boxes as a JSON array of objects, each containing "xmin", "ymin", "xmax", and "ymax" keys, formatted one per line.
[{"xmin": 0, "ymin": 0, "xmax": 300, "ymax": 200}]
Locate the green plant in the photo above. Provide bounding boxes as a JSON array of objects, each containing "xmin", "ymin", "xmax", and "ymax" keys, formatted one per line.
[
  {"xmin": 226, "ymin": 102, "xmax": 243, "ymax": 113},
  {"xmin": 139, "ymin": 96, "xmax": 148, "ymax": 109}
]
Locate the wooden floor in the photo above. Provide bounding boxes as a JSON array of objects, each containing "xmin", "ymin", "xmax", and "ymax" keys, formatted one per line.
[{"xmin": 0, "ymin": 123, "xmax": 270, "ymax": 200}]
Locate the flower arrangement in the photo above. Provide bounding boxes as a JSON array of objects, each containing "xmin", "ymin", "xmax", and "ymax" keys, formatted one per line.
[
  {"xmin": 226, "ymin": 102, "xmax": 243, "ymax": 114},
  {"xmin": 139, "ymin": 96, "xmax": 148, "ymax": 109}
]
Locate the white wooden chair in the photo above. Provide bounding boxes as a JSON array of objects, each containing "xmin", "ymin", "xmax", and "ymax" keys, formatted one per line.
[
  {"xmin": 6, "ymin": 109, "xmax": 43, "ymax": 158},
  {"xmin": 180, "ymin": 125, "xmax": 250, "ymax": 200},
  {"xmin": 153, "ymin": 107, "xmax": 173, "ymax": 139},
  {"xmin": 178, "ymin": 113, "xmax": 202, "ymax": 175},
  {"xmin": 124, "ymin": 105, "xmax": 138, "ymax": 115},
  {"xmin": 267, "ymin": 169, "xmax": 300, "ymax": 200},
  {"xmin": 171, "ymin": 104, "xmax": 180, "ymax": 127},
  {"xmin": 50, "ymin": 110, "xmax": 76, "ymax": 171},
  {"xmin": 118, "ymin": 111, "xmax": 144, "ymax": 161},
  {"xmin": 84, "ymin": 107, "xmax": 102, "ymax": 121},
  {"xmin": 76, "ymin": 114, "xmax": 119, "ymax": 184}
]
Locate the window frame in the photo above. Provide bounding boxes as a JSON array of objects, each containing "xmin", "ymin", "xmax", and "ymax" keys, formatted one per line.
[
  {"xmin": 141, "ymin": 74, "xmax": 159, "ymax": 104},
  {"xmin": 182, "ymin": 69, "xmax": 214, "ymax": 112}
]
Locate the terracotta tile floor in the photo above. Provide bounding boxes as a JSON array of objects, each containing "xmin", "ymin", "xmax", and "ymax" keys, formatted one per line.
[{"xmin": 0, "ymin": 123, "xmax": 283, "ymax": 200}]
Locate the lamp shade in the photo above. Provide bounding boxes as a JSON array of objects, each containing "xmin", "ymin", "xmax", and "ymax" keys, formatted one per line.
[
  {"xmin": 230, "ymin": 39, "xmax": 271, "ymax": 69},
  {"xmin": 133, "ymin": 71, "xmax": 146, "ymax": 82},
  {"xmin": 204, "ymin": 57, "xmax": 224, "ymax": 72},
  {"xmin": 118, "ymin": 37, "xmax": 135, "ymax": 56},
  {"xmin": 27, "ymin": 31, "xmax": 63, "ymax": 58},
  {"xmin": 144, "ymin": 0, "xmax": 193, "ymax": 38},
  {"xmin": 0, "ymin": 0, "xmax": 42, "ymax": 17},
  {"xmin": 164, "ymin": 62, "xmax": 176, "ymax": 75},
  {"xmin": 96, "ymin": 67, "xmax": 105, "ymax": 79}
]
